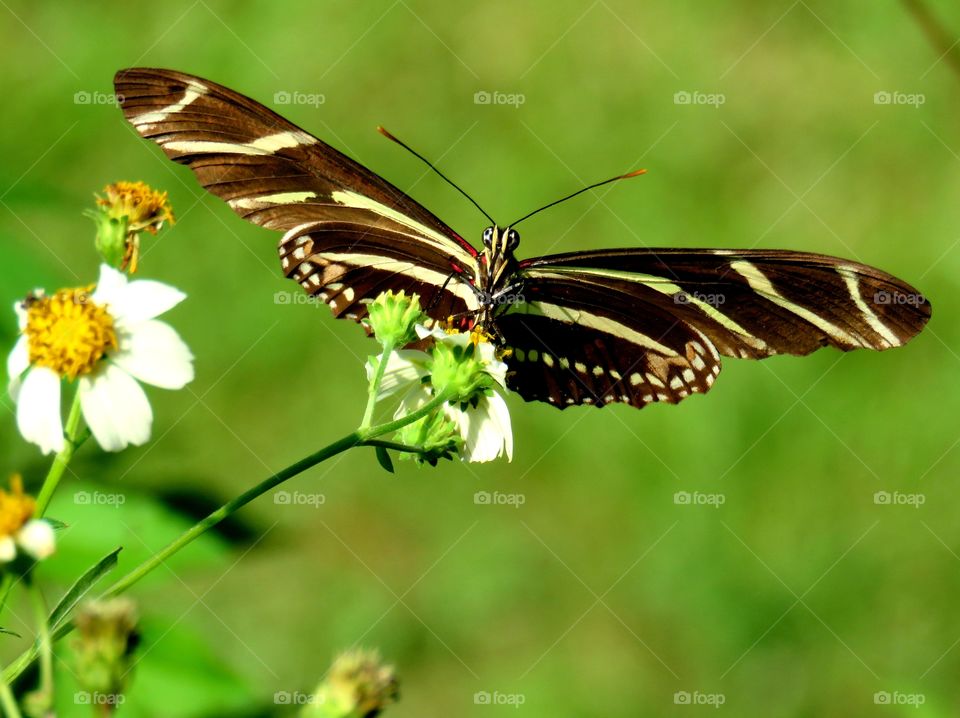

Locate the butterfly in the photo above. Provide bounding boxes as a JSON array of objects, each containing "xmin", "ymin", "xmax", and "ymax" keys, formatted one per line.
[{"xmin": 114, "ymin": 68, "xmax": 931, "ymax": 410}]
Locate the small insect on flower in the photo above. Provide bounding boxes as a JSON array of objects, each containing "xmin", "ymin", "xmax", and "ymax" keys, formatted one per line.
[
  {"xmin": 91, "ymin": 181, "xmax": 175, "ymax": 272},
  {"xmin": 372, "ymin": 321, "xmax": 513, "ymax": 463},
  {"xmin": 7, "ymin": 264, "xmax": 194, "ymax": 454},
  {"xmin": 0, "ymin": 475, "xmax": 55, "ymax": 562}
]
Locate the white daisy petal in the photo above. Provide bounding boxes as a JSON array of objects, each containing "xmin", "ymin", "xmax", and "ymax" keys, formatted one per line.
[
  {"xmin": 368, "ymin": 349, "xmax": 430, "ymax": 400},
  {"xmin": 17, "ymin": 520, "xmax": 55, "ymax": 560},
  {"xmin": 394, "ymin": 385, "xmax": 432, "ymax": 420},
  {"xmin": 7, "ymin": 335, "xmax": 29, "ymax": 400},
  {"xmin": 0, "ymin": 537, "xmax": 15, "ymax": 563},
  {"xmin": 111, "ymin": 320, "xmax": 194, "ymax": 389},
  {"xmin": 90, "ymin": 263, "xmax": 128, "ymax": 307},
  {"xmin": 93, "ymin": 264, "xmax": 185, "ymax": 325},
  {"xmin": 16, "ymin": 367, "xmax": 63, "ymax": 455},
  {"xmin": 486, "ymin": 392, "xmax": 513, "ymax": 461},
  {"xmin": 79, "ymin": 364, "xmax": 153, "ymax": 452}
]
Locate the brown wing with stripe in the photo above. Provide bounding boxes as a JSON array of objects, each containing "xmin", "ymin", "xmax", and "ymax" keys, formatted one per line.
[
  {"xmin": 519, "ymin": 249, "xmax": 931, "ymax": 360},
  {"xmin": 496, "ymin": 276, "xmax": 722, "ymax": 409},
  {"xmin": 114, "ymin": 67, "xmax": 482, "ymax": 326},
  {"xmin": 280, "ymin": 221, "xmax": 478, "ymax": 324}
]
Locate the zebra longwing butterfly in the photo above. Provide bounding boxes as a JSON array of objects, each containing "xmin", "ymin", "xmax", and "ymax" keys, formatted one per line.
[{"xmin": 114, "ymin": 68, "xmax": 931, "ymax": 410}]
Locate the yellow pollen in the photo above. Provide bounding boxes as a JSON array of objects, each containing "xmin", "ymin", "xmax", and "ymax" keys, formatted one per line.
[
  {"xmin": 24, "ymin": 287, "xmax": 118, "ymax": 380},
  {"xmin": 97, "ymin": 181, "xmax": 175, "ymax": 234},
  {"xmin": 0, "ymin": 475, "xmax": 36, "ymax": 538}
]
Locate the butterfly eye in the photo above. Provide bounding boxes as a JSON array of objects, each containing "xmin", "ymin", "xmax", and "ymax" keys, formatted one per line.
[
  {"xmin": 482, "ymin": 227, "xmax": 494, "ymax": 246},
  {"xmin": 507, "ymin": 229, "xmax": 520, "ymax": 250}
]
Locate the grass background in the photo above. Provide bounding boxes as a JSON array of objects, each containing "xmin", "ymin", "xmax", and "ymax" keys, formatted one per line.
[{"xmin": 1, "ymin": 1, "xmax": 959, "ymax": 715}]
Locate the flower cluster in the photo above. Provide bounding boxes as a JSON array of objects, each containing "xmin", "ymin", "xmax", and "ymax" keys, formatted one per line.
[
  {"xmin": 366, "ymin": 293, "xmax": 513, "ymax": 464},
  {"xmin": 90, "ymin": 181, "xmax": 175, "ymax": 272}
]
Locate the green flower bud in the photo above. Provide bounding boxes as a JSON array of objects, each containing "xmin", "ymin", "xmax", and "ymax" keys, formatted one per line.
[
  {"xmin": 396, "ymin": 411, "xmax": 462, "ymax": 465},
  {"xmin": 429, "ymin": 340, "xmax": 495, "ymax": 402},
  {"xmin": 301, "ymin": 649, "xmax": 398, "ymax": 718},
  {"xmin": 72, "ymin": 598, "xmax": 139, "ymax": 709},
  {"xmin": 366, "ymin": 291, "xmax": 426, "ymax": 348},
  {"xmin": 88, "ymin": 211, "xmax": 129, "ymax": 269}
]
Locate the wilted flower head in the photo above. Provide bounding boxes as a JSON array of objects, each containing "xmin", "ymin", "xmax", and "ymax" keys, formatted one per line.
[
  {"xmin": 302, "ymin": 648, "xmax": 398, "ymax": 718},
  {"xmin": 73, "ymin": 598, "xmax": 140, "ymax": 705},
  {"xmin": 91, "ymin": 181, "xmax": 175, "ymax": 272},
  {"xmin": 0, "ymin": 475, "xmax": 55, "ymax": 563}
]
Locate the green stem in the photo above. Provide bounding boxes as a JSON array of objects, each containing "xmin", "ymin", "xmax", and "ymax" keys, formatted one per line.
[
  {"xmin": 360, "ymin": 341, "xmax": 395, "ymax": 429},
  {"xmin": 29, "ymin": 584, "xmax": 52, "ymax": 707},
  {"xmin": 35, "ymin": 390, "xmax": 85, "ymax": 517},
  {"xmin": 0, "ymin": 676, "xmax": 21, "ymax": 718},
  {"xmin": 3, "ymin": 389, "xmax": 453, "ymax": 684},
  {"xmin": 360, "ymin": 439, "xmax": 430, "ymax": 455}
]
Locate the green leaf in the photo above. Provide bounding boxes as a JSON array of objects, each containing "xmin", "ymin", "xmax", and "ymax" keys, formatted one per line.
[
  {"xmin": 375, "ymin": 445, "xmax": 395, "ymax": 474},
  {"xmin": 48, "ymin": 547, "xmax": 121, "ymax": 633},
  {"xmin": 0, "ymin": 627, "xmax": 21, "ymax": 638}
]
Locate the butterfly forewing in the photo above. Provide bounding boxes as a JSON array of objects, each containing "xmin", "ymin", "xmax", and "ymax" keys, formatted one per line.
[
  {"xmin": 114, "ymin": 68, "xmax": 479, "ymax": 327},
  {"xmin": 519, "ymin": 249, "xmax": 931, "ymax": 360}
]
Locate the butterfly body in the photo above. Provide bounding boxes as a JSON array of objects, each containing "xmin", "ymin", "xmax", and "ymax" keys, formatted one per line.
[{"xmin": 115, "ymin": 68, "xmax": 931, "ymax": 411}]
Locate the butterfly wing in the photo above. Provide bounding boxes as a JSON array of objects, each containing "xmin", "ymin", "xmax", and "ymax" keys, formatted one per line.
[
  {"xmin": 114, "ymin": 68, "xmax": 480, "ymax": 323},
  {"xmin": 496, "ymin": 248, "xmax": 930, "ymax": 409}
]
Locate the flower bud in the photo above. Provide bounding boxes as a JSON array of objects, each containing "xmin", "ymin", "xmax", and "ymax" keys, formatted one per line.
[
  {"xmin": 395, "ymin": 411, "xmax": 462, "ymax": 466},
  {"xmin": 366, "ymin": 291, "xmax": 426, "ymax": 348},
  {"xmin": 88, "ymin": 181, "xmax": 175, "ymax": 273},
  {"xmin": 301, "ymin": 649, "xmax": 398, "ymax": 718},
  {"xmin": 72, "ymin": 598, "xmax": 140, "ymax": 706}
]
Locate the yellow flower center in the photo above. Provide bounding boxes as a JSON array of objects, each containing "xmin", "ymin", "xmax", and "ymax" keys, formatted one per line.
[
  {"xmin": 0, "ymin": 476, "xmax": 36, "ymax": 538},
  {"xmin": 24, "ymin": 287, "xmax": 118, "ymax": 380}
]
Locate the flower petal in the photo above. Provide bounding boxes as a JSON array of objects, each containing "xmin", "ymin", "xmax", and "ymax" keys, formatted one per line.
[
  {"xmin": 16, "ymin": 367, "xmax": 63, "ymax": 455},
  {"xmin": 17, "ymin": 520, "xmax": 55, "ymax": 560},
  {"xmin": 368, "ymin": 349, "xmax": 430, "ymax": 400},
  {"xmin": 7, "ymin": 335, "xmax": 29, "ymax": 400},
  {"xmin": 93, "ymin": 264, "xmax": 186, "ymax": 325},
  {"xmin": 446, "ymin": 393, "xmax": 513, "ymax": 463},
  {"xmin": 79, "ymin": 364, "xmax": 153, "ymax": 452},
  {"xmin": 90, "ymin": 263, "xmax": 128, "ymax": 307},
  {"xmin": 111, "ymin": 320, "xmax": 194, "ymax": 389},
  {"xmin": 0, "ymin": 537, "xmax": 15, "ymax": 563}
]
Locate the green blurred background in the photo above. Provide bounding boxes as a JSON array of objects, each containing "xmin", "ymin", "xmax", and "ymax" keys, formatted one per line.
[{"xmin": 1, "ymin": 1, "xmax": 959, "ymax": 715}]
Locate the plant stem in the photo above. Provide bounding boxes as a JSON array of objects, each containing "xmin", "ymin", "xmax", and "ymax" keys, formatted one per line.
[
  {"xmin": 360, "ymin": 341, "xmax": 395, "ymax": 429},
  {"xmin": 29, "ymin": 584, "xmax": 52, "ymax": 707},
  {"xmin": 3, "ymin": 389, "xmax": 453, "ymax": 685},
  {"xmin": 0, "ymin": 676, "xmax": 21, "ymax": 718},
  {"xmin": 901, "ymin": 0, "xmax": 960, "ymax": 82},
  {"xmin": 35, "ymin": 390, "xmax": 85, "ymax": 517}
]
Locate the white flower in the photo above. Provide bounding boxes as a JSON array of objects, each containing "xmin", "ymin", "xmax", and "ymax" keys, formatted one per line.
[
  {"xmin": 16, "ymin": 519, "xmax": 56, "ymax": 560},
  {"xmin": 370, "ymin": 323, "xmax": 513, "ymax": 463},
  {"xmin": 0, "ymin": 476, "xmax": 55, "ymax": 563},
  {"xmin": 7, "ymin": 264, "xmax": 194, "ymax": 454}
]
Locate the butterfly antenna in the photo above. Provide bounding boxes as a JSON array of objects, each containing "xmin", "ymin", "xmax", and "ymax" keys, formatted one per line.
[
  {"xmin": 377, "ymin": 126, "xmax": 497, "ymax": 226},
  {"xmin": 508, "ymin": 169, "xmax": 647, "ymax": 227}
]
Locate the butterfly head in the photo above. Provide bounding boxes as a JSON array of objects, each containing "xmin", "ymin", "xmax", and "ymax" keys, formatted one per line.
[{"xmin": 482, "ymin": 226, "xmax": 520, "ymax": 255}]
